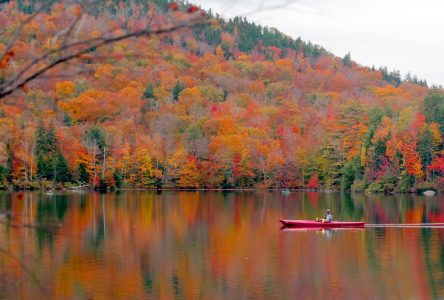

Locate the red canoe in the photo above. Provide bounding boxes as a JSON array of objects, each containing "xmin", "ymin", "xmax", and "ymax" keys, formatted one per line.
[
  {"xmin": 280, "ymin": 227, "xmax": 365, "ymax": 232},
  {"xmin": 279, "ymin": 219, "xmax": 366, "ymax": 228}
]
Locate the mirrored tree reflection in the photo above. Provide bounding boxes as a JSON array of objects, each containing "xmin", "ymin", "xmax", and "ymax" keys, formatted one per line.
[{"xmin": 0, "ymin": 191, "xmax": 443, "ymax": 299}]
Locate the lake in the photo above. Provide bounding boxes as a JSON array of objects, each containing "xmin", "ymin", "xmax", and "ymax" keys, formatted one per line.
[{"xmin": 0, "ymin": 191, "xmax": 443, "ymax": 299}]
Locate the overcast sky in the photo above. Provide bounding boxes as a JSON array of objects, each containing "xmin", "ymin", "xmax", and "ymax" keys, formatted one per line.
[{"xmin": 193, "ymin": 0, "xmax": 444, "ymax": 86}]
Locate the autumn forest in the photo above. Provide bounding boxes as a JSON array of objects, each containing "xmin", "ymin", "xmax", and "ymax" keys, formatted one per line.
[{"xmin": 0, "ymin": 0, "xmax": 444, "ymax": 192}]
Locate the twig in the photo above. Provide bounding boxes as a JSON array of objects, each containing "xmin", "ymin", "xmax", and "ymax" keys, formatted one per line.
[
  {"xmin": 242, "ymin": 0, "xmax": 298, "ymax": 17},
  {"xmin": 59, "ymin": 14, "xmax": 84, "ymax": 57},
  {"xmin": 0, "ymin": 16, "xmax": 209, "ymax": 99},
  {"xmin": 0, "ymin": 1, "xmax": 53, "ymax": 62}
]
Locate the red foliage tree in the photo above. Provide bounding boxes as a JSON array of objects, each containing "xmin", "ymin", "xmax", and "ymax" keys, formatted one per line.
[
  {"xmin": 308, "ymin": 174, "xmax": 319, "ymax": 189},
  {"xmin": 429, "ymin": 152, "xmax": 444, "ymax": 175}
]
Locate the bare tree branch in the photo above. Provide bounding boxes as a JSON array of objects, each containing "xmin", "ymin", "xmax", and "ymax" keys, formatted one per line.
[
  {"xmin": 238, "ymin": 0, "xmax": 298, "ymax": 17},
  {"xmin": 0, "ymin": 0, "xmax": 298, "ymax": 100},
  {"xmin": 0, "ymin": 15, "xmax": 209, "ymax": 99},
  {"xmin": 0, "ymin": 1, "xmax": 52, "ymax": 62},
  {"xmin": 209, "ymin": 0, "xmax": 298, "ymax": 18},
  {"xmin": 60, "ymin": 14, "xmax": 84, "ymax": 56}
]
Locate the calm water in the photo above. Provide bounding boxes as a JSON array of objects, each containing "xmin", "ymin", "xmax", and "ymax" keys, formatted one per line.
[{"xmin": 0, "ymin": 191, "xmax": 443, "ymax": 299}]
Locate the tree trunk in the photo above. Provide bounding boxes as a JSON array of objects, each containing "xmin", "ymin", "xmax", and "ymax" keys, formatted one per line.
[
  {"xmin": 30, "ymin": 144, "xmax": 34, "ymax": 182},
  {"xmin": 260, "ymin": 156, "xmax": 266, "ymax": 186},
  {"xmin": 92, "ymin": 143, "xmax": 97, "ymax": 188},
  {"xmin": 21, "ymin": 141, "xmax": 29, "ymax": 185},
  {"xmin": 102, "ymin": 146, "xmax": 106, "ymax": 179}
]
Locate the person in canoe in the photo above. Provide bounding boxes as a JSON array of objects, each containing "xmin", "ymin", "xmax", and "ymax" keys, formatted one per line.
[{"xmin": 316, "ymin": 209, "xmax": 333, "ymax": 223}]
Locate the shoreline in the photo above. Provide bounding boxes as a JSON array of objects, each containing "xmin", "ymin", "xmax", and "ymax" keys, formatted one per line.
[{"xmin": 0, "ymin": 186, "xmax": 439, "ymax": 195}]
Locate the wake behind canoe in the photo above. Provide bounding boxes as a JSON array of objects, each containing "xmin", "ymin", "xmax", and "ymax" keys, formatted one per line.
[{"xmin": 279, "ymin": 219, "xmax": 366, "ymax": 228}]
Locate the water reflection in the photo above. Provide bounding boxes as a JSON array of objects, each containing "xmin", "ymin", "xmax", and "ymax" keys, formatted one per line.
[
  {"xmin": 282, "ymin": 227, "xmax": 335, "ymax": 239},
  {"xmin": 280, "ymin": 227, "xmax": 367, "ymax": 240},
  {"xmin": 0, "ymin": 191, "xmax": 442, "ymax": 299}
]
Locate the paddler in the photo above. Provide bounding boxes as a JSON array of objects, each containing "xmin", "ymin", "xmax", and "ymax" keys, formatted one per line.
[
  {"xmin": 316, "ymin": 209, "xmax": 333, "ymax": 223},
  {"xmin": 324, "ymin": 209, "xmax": 333, "ymax": 223}
]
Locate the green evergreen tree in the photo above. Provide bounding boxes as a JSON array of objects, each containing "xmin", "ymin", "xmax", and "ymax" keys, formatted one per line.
[
  {"xmin": 85, "ymin": 126, "xmax": 106, "ymax": 152},
  {"xmin": 99, "ymin": 176, "xmax": 107, "ymax": 192},
  {"xmin": 56, "ymin": 151, "xmax": 71, "ymax": 183},
  {"xmin": 417, "ymin": 127, "xmax": 434, "ymax": 178},
  {"xmin": 221, "ymin": 42, "xmax": 232, "ymax": 59},
  {"xmin": 193, "ymin": 14, "xmax": 323, "ymax": 59},
  {"xmin": 142, "ymin": 83, "xmax": 155, "ymax": 99},
  {"xmin": 35, "ymin": 121, "xmax": 49, "ymax": 156},
  {"xmin": 379, "ymin": 67, "xmax": 402, "ymax": 87},
  {"xmin": 172, "ymin": 81, "xmax": 185, "ymax": 102},
  {"xmin": 180, "ymin": 35, "xmax": 187, "ymax": 49},
  {"xmin": 114, "ymin": 169, "xmax": 123, "ymax": 189},
  {"xmin": 78, "ymin": 163, "xmax": 90, "ymax": 183},
  {"xmin": 35, "ymin": 121, "xmax": 71, "ymax": 182},
  {"xmin": 374, "ymin": 139, "xmax": 387, "ymax": 169},
  {"xmin": 341, "ymin": 157, "xmax": 360, "ymax": 190},
  {"xmin": 0, "ymin": 165, "xmax": 8, "ymax": 186},
  {"xmin": 35, "ymin": 121, "xmax": 55, "ymax": 180},
  {"xmin": 63, "ymin": 113, "xmax": 72, "ymax": 126},
  {"xmin": 342, "ymin": 52, "xmax": 352, "ymax": 67},
  {"xmin": 422, "ymin": 89, "xmax": 444, "ymax": 132},
  {"xmin": 398, "ymin": 158, "xmax": 415, "ymax": 192},
  {"xmin": 36, "ymin": 153, "xmax": 48, "ymax": 180},
  {"xmin": 223, "ymin": 89, "xmax": 229, "ymax": 102}
]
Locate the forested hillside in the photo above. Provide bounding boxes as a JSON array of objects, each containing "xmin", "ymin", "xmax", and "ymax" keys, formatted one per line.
[{"xmin": 0, "ymin": 0, "xmax": 443, "ymax": 192}]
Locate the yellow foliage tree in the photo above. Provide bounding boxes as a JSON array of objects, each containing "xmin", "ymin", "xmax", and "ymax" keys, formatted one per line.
[
  {"xmin": 55, "ymin": 81, "xmax": 75, "ymax": 99},
  {"xmin": 429, "ymin": 122, "xmax": 442, "ymax": 155},
  {"xmin": 128, "ymin": 147, "xmax": 161, "ymax": 187},
  {"xmin": 178, "ymin": 158, "xmax": 201, "ymax": 188}
]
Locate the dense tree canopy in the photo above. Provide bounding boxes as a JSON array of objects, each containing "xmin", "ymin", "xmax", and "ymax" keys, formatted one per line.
[{"xmin": 0, "ymin": 0, "xmax": 442, "ymax": 192}]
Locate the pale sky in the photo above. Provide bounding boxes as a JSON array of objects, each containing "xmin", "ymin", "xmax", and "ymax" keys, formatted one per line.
[{"xmin": 193, "ymin": 0, "xmax": 444, "ymax": 86}]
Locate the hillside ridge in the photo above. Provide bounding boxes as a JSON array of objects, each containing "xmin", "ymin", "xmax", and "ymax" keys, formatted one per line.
[{"xmin": 0, "ymin": 0, "xmax": 443, "ymax": 192}]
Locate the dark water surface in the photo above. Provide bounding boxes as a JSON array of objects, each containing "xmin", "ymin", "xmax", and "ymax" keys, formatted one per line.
[{"xmin": 0, "ymin": 191, "xmax": 443, "ymax": 299}]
